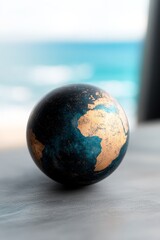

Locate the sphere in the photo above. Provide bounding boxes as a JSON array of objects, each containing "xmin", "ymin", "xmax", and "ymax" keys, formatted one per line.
[{"xmin": 26, "ymin": 84, "xmax": 129, "ymax": 186}]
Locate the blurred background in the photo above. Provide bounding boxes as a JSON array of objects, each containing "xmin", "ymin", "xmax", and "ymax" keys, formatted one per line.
[{"xmin": 0, "ymin": 0, "xmax": 149, "ymax": 149}]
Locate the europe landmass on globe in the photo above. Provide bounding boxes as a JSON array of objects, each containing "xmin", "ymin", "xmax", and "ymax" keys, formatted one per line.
[{"xmin": 77, "ymin": 91, "xmax": 128, "ymax": 172}]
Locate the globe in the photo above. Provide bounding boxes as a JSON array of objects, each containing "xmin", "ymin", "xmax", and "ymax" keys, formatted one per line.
[{"xmin": 26, "ymin": 84, "xmax": 129, "ymax": 186}]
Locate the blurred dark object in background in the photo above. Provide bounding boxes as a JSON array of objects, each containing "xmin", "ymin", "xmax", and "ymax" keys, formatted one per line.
[{"xmin": 138, "ymin": 0, "xmax": 160, "ymax": 122}]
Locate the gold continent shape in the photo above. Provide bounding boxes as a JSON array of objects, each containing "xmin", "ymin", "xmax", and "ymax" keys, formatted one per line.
[
  {"xmin": 28, "ymin": 129, "xmax": 45, "ymax": 165},
  {"xmin": 77, "ymin": 92, "xmax": 128, "ymax": 172}
]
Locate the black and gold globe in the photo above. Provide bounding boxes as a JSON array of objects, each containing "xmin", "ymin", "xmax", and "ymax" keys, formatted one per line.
[{"xmin": 26, "ymin": 84, "xmax": 129, "ymax": 186}]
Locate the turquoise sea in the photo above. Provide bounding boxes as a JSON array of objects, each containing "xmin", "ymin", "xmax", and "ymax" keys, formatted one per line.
[{"xmin": 0, "ymin": 41, "xmax": 143, "ymax": 128}]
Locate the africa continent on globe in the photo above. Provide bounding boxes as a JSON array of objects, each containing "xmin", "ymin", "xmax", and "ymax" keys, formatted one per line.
[{"xmin": 27, "ymin": 84, "xmax": 129, "ymax": 185}]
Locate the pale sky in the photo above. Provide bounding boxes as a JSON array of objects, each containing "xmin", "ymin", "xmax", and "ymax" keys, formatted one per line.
[{"xmin": 0, "ymin": 0, "xmax": 149, "ymax": 41}]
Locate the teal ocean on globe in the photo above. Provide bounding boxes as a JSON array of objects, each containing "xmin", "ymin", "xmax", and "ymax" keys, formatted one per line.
[{"xmin": 27, "ymin": 84, "xmax": 129, "ymax": 185}]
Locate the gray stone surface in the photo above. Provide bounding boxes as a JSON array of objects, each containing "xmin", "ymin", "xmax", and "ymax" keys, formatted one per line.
[{"xmin": 0, "ymin": 122, "xmax": 160, "ymax": 240}]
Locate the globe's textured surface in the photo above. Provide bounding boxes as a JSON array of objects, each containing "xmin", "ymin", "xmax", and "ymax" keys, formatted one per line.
[{"xmin": 27, "ymin": 84, "xmax": 129, "ymax": 185}]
